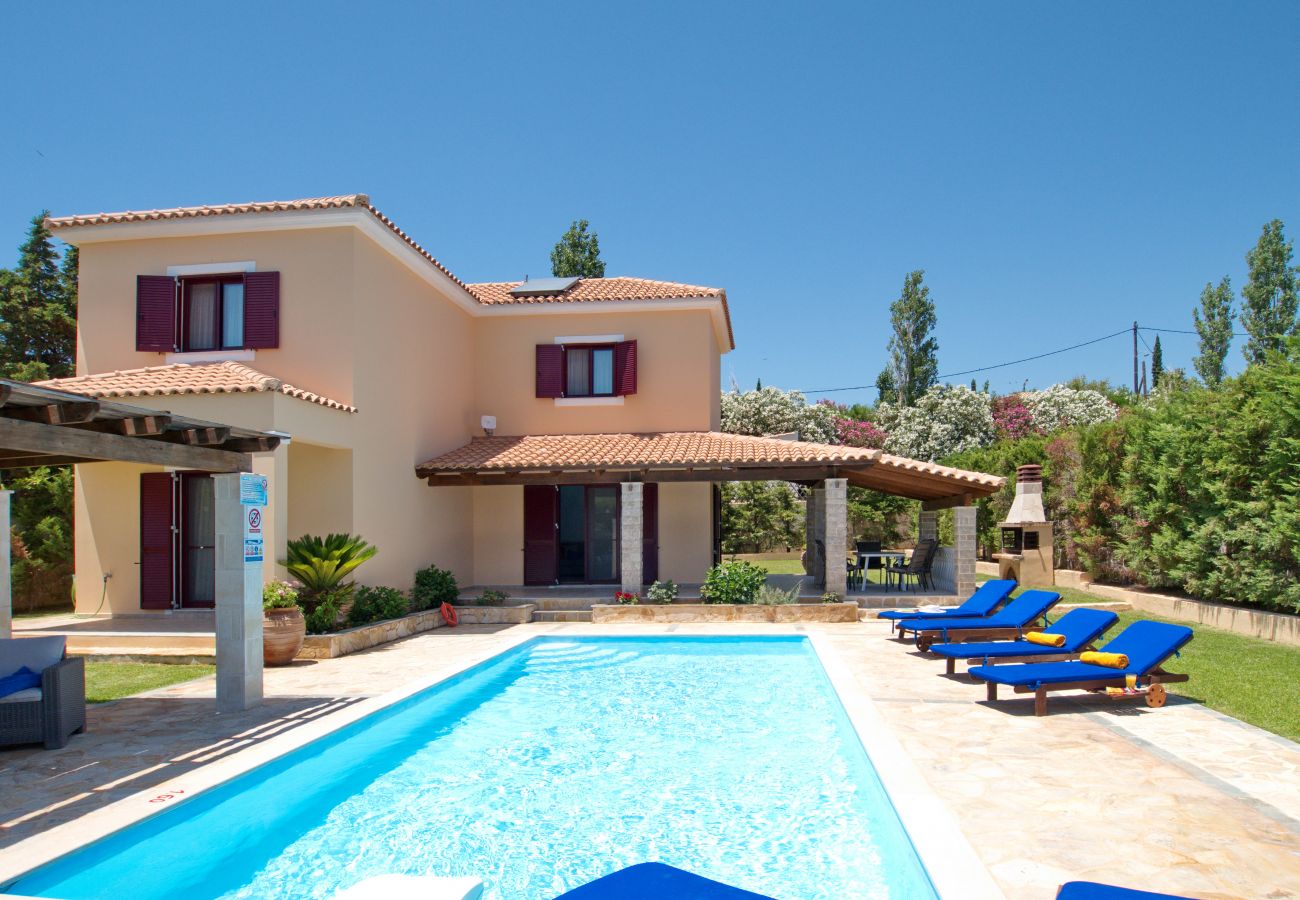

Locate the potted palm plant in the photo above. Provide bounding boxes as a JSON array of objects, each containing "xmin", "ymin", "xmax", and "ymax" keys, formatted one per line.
[
  {"xmin": 262, "ymin": 580, "xmax": 306, "ymax": 666},
  {"xmin": 281, "ymin": 533, "xmax": 378, "ymax": 634}
]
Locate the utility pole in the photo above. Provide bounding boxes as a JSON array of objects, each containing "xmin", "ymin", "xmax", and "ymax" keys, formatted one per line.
[{"xmin": 1132, "ymin": 321, "xmax": 1139, "ymax": 395}]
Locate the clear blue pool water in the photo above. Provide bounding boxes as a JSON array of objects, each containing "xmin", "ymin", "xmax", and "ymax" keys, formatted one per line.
[{"xmin": 9, "ymin": 636, "xmax": 936, "ymax": 899}]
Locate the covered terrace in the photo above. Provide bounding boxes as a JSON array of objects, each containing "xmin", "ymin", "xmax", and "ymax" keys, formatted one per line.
[{"xmin": 416, "ymin": 431, "xmax": 1004, "ymax": 600}]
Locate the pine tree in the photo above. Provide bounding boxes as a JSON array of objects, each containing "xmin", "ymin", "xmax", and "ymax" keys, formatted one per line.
[
  {"xmin": 1192, "ymin": 276, "xmax": 1234, "ymax": 386},
  {"xmin": 0, "ymin": 211, "xmax": 78, "ymax": 381},
  {"xmin": 1151, "ymin": 335, "xmax": 1164, "ymax": 385},
  {"xmin": 883, "ymin": 270, "xmax": 939, "ymax": 406},
  {"xmin": 1240, "ymin": 219, "xmax": 1298, "ymax": 364},
  {"xmin": 550, "ymin": 219, "xmax": 606, "ymax": 278}
]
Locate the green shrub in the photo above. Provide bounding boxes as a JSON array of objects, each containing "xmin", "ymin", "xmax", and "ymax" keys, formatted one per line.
[
  {"xmin": 821, "ymin": 591, "xmax": 841, "ymax": 604},
  {"xmin": 472, "ymin": 588, "xmax": 510, "ymax": 606},
  {"xmin": 646, "ymin": 579, "xmax": 678, "ymax": 604},
  {"xmin": 756, "ymin": 582, "xmax": 800, "ymax": 605},
  {"xmin": 412, "ymin": 565, "xmax": 458, "ymax": 611},
  {"xmin": 346, "ymin": 586, "xmax": 410, "ymax": 628},
  {"xmin": 262, "ymin": 580, "xmax": 300, "ymax": 611},
  {"xmin": 303, "ymin": 588, "xmax": 348, "ymax": 634},
  {"xmin": 700, "ymin": 560, "xmax": 767, "ymax": 605}
]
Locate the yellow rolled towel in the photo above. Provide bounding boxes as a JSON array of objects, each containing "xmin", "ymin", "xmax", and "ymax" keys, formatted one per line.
[
  {"xmin": 1080, "ymin": 651, "xmax": 1129, "ymax": 669},
  {"xmin": 1024, "ymin": 631, "xmax": 1066, "ymax": 648}
]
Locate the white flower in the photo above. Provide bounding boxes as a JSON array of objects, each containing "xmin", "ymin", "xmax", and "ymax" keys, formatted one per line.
[
  {"xmin": 720, "ymin": 387, "xmax": 838, "ymax": 444},
  {"xmin": 876, "ymin": 385, "xmax": 995, "ymax": 461},
  {"xmin": 1021, "ymin": 385, "xmax": 1117, "ymax": 431}
]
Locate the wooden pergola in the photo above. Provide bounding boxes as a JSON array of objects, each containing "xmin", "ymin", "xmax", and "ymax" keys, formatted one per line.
[{"xmin": 0, "ymin": 378, "xmax": 284, "ymax": 712}]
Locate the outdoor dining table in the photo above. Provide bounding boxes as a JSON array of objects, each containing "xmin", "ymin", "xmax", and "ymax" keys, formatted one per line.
[{"xmin": 855, "ymin": 550, "xmax": 906, "ymax": 590}]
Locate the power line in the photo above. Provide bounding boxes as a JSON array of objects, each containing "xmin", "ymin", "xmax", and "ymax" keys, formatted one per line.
[{"xmin": 1141, "ymin": 325, "xmax": 1252, "ymax": 338}]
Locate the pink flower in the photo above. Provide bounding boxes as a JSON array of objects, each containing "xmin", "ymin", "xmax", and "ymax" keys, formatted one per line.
[{"xmin": 833, "ymin": 416, "xmax": 889, "ymax": 448}]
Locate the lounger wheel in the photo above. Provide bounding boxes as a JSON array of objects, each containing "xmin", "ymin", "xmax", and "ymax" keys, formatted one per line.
[
  {"xmin": 1145, "ymin": 683, "xmax": 1167, "ymax": 708},
  {"xmin": 916, "ymin": 637, "xmax": 933, "ymax": 653}
]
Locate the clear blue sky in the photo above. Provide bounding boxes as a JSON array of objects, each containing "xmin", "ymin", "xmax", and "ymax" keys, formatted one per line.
[{"xmin": 3, "ymin": 2, "xmax": 1296, "ymax": 403}]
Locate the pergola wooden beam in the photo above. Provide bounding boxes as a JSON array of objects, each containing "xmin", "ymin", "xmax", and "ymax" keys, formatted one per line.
[
  {"xmin": 0, "ymin": 416, "xmax": 251, "ymax": 472},
  {"xmin": 0, "ymin": 401, "xmax": 101, "ymax": 425},
  {"xmin": 70, "ymin": 414, "xmax": 172, "ymax": 437}
]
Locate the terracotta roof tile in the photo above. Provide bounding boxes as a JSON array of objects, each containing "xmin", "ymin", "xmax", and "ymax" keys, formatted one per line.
[
  {"xmin": 37, "ymin": 362, "xmax": 356, "ymax": 413},
  {"xmin": 416, "ymin": 432, "xmax": 1004, "ymax": 495}
]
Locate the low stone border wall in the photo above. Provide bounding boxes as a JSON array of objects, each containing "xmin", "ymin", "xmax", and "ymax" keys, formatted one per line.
[
  {"xmin": 591, "ymin": 602, "xmax": 860, "ymax": 624},
  {"xmin": 974, "ymin": 561, "xmax": 1299, "ymax": 646},
  {"xmin": 449, "ymin": 604, "xmax": 536, "ymax": 625},
  {"xmin": 298, "ymin": 608, "xmax": 446, "ymax": 659}
]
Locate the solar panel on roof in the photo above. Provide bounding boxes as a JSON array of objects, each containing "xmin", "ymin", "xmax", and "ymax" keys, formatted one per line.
[{"xmin": 508, "ymin": 276, "xmax": 580, "ymax": 296}]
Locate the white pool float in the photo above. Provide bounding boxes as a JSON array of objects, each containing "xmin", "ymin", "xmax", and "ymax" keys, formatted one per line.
[{"xmin": 333, "ymin": 874, "xmax": 484, "ymax": 900}]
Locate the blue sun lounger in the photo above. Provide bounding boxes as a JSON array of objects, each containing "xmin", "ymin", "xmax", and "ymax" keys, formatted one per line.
[
  {"xmin": 878, "ymin": 579, "xmax": 1016, "ymax": 634},
  {"xmin": 895, "ymin": 589, "xmax": 1062, "ymax": 650},
  {"xmin": 930, "ymin": 607, "xmax": 1119, "ymax": 674},
  {"xmin": 971, "ymin": 620, "xmax": 1194, "ymax": 716},
  {"xmin": 552, "ymin": 863, "xmax": 775, "ymax": 899},
  {"xmin": 1057, "ymin": 879, "xmax": 1196, "ymax": 899}
]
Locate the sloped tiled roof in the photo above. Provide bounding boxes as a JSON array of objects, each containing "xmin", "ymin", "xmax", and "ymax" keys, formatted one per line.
[
  {"xmin": 45, "ymin": 197, "xmax": 736, "ymax": 348},
  {"xmin": 415, "ymin": 432, "xmax": 1004, "ymax": 498},
  {"xmin": 37, "ymin": 362, "xmax": 356, "ymax": 413},
  {"xmin": 45, "ymin": 194, "xmax": 472, "ymax": 293}
]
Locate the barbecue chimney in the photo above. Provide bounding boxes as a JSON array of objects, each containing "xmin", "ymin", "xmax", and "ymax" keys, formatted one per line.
[{"xmin": 994, "ymin": 464, "xmax": 1055, "ymax": 587}]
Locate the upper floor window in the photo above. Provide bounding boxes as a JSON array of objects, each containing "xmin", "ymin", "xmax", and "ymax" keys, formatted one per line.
[
  {"xmin": 536, "ymin": 340, "xmax": 637, "ymax": 399},
  {"xmin": 183, "ymin": 276, "xmax": 245, "ymax": 351},
  {"xmin": 136, "ymin": 271, "xmax": 279, "ymax": 353}
]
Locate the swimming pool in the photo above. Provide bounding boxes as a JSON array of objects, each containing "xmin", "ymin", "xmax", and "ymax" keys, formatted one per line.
[{"xmin": 7, "ymin": 636, "xmax": 937, "ymax": 899}]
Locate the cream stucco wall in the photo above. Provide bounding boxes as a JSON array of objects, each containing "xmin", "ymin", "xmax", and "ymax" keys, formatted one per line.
[
  {"xmin": 67, "ymin": 214, "xmax": 727, "ymax": 610},
  {"xmin": 656, "ymin": 482, "xmax": 714, "ymax": 583},
  {"xmin": 473, "ymin": 309, "xmax": 721, "ymax": 435}
]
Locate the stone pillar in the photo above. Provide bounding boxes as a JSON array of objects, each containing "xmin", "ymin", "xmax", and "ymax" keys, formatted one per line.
[
  {"xmin": 823, "ymin": 478, "xmax": 848, "ymax": 599},
  {"xmin": 620, "ymin": 482, "xmax": 643, "ymax": 595},
  {"xmin": 214, "ymin": 474, "xmax": 264, "ymax": 713},
  {"xmin": 0, "ymin": 490, "xmax": 10, "ymax": 638},
  {"xmin": 918, "ymin": 508, "xmax": 939, "ymax": 545},
  {"xmin": 808, "ymin": 486, "xmax": 825, "ymax": 585},
  {"xmin": 954, "ymin": 505, "xmax": 978, "ymax": 599}
]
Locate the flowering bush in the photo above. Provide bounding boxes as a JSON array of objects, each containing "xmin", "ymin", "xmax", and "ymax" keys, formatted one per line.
[
  {"xmin": 614, "ymin": 591, "xmax": 639, "ymax": 605},
  {"xmin": 646, "ymin": 580, "xmax": 678, "ymax": 603},
  {"xmin": 1021, "ymin": 385, "xmax": 1117, "ymax": 431},
  {"xmin": 834, "ymin": 416, "xmax": 889, "ymax": 448},
  {"xmin": 262, "ymin": 579, "xmax": 301, "ymax": 611},
  {"xmin": 876, "ymin": 385, "xmax": 996, "ymax": 461},
  {"xmin": 720, "ymin": 387, "xmax": 838, "ymax": 443},
  {"xmin": 992, "ymin": 394, "xmax": 1039, "ymax": 440}
]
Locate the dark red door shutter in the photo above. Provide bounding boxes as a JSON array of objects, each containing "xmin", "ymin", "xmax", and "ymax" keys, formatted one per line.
[
  {"xmin": 140, "ymin": 472, "xmax": 177, "ymax": 610},
  {"xmin": 243, "ymin": 271, "xmax": 280, "ymax": 348},
  {"xmin": 642, "ymin": 483, "xmax": 658, "ymax": 585},
  {"xmin": 136, "ymin": 275, "xmax": 177, "ymax": 352},
  {"xmin": 536, "ymin": 345, "xmax": 564, "ymax": 398},
  {"xmin": 523, "ymin": 485, "xmax": 558, "ymax": 585},
  {"xmin": 614, "ymin": 340, "xmax": 637, "ymax": 395}
]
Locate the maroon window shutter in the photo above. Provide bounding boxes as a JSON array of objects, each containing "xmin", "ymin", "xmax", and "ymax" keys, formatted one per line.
[
  {"xmin": 139, "ymin": 472, "xmax": 176, "ymax": 610},
  {"xmin": 614, "ymin": 340, "xmax": 638, "ymax": 396},
  {"xmin": 136, "ymin": 275, "xmax": 177, "ymax": 352},
  {"xmin": 536, "ymin": 344, "xmax": 564, "ymax": 398},
  {"xmin": 642, "ymin": 483, "xmax": 658, "ymax": 585},
  {"xmin": 242, "ymin": 271, "xmax": 280, "ymax": 348},
  {"xmin": 523, "ymin": 485, "xmax": 558, "ymax": 585}
]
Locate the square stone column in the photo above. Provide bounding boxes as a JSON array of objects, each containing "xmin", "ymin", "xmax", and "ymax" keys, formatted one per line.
[
  {"xmin": 823, "ymin": 478, "xmax": 848, "ymax": 599},
  {"xmin": 214, "ymin": 474, "xmax": 264, "ymax": 713},
  {"xmin": 0, "ymin": 490, "xmax": 10, "ymax": 638},
  {"xmin": 620, "ymin": 482, "xmax": 643, "ymax": 595},
  {"xmin": 954, "ymin": 504, "xmax": 978, "ymax": 599},
  {"xmin": 918, "ymin": 508, "xmax": 939, "ymax": 545}
]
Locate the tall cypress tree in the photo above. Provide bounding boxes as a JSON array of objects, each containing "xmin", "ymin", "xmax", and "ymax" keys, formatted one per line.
[
  {"xmin": 883, "ymin": 270, "xmax": 939, "ymax": 406},
  {"xmin": 1151, "ymin": 335, "xmax": 1164, "ymax": 385},
  {"xmin": 1240, "ymin": 219, "xmax": 1298, "ymax": 364},
  {"xmin": 1192, "ymin": 276, "xmax": 1234, "ymax": 386},
  {"xmin": 0, "ymin": 211, "xmax": 77, "ymax": 381}
]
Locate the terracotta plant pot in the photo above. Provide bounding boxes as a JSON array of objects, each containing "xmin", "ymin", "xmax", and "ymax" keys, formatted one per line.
[{"xmin": 263, "ymin": 606, "xmax": 306, "ymax": 666}]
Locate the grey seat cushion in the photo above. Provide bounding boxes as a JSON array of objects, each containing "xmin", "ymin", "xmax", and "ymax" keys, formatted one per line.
[
  {"xmin": 0, "ymin": 686, "xmax": 42, "ymax": 703},
  {"xmin": 0, "ymin": 636, "xmax": 66, "ymax": 679}
]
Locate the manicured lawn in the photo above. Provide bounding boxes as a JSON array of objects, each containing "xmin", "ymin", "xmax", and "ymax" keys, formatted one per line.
[
  {"xmin": 733, "ymin": 554, "xmax": 806, "ymax": 575},
  {"xmin": 1018, "ymin": 582, "xmax": 1300, "ymax": 742},
  {"xmin": 85, "ymin": 662, "xmax": 215, "ymax": 704}
]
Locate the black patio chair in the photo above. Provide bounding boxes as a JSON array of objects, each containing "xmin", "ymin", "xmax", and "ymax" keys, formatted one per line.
[
  {"xmin": 0, "ymin": 636, "xmax": 86, "ymax": 750},
  {"xmin": 886, "ymin": 539, "xmax": 938, "ymax": 592}
]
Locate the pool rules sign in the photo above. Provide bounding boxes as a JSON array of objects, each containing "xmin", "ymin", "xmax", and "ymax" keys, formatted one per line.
[{"xmin": 240, "ymin": 473, "xmax": 268, "ymax": 566}]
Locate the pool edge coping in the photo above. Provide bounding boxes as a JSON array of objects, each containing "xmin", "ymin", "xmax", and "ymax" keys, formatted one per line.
[{"xmin": 0, "ymin": 627, "xmax": 1006, "ymax": 899}]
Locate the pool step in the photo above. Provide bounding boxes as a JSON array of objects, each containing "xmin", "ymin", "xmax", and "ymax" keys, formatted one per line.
[{"xmin": 532, "ymin": 610, "xmax": 593, "ymax": 623}]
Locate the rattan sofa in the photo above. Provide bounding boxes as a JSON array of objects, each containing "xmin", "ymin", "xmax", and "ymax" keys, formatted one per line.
[{"xmin": 1, "ymin": 636, "xmax": 86, "ymax": 749}]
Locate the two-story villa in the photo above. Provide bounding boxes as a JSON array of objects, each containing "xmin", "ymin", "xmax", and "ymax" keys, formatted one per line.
[{"xmin": 42, "ymin": 194, "xmax": 998, "ymax": 616}]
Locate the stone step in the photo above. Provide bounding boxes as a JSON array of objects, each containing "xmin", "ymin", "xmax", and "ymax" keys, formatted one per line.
[
  {"xmin": 533, "ymin": 598, "xmax": 602, "ymax": 611},
  {"xmin": 532, "ymin": 610, "xmax": 593, "ymax": 623}
]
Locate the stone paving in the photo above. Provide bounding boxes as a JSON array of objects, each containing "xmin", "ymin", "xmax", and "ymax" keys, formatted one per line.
[{"xmin": 2, "ymin": 621, "xmax": 1298, "ymax": 899}]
